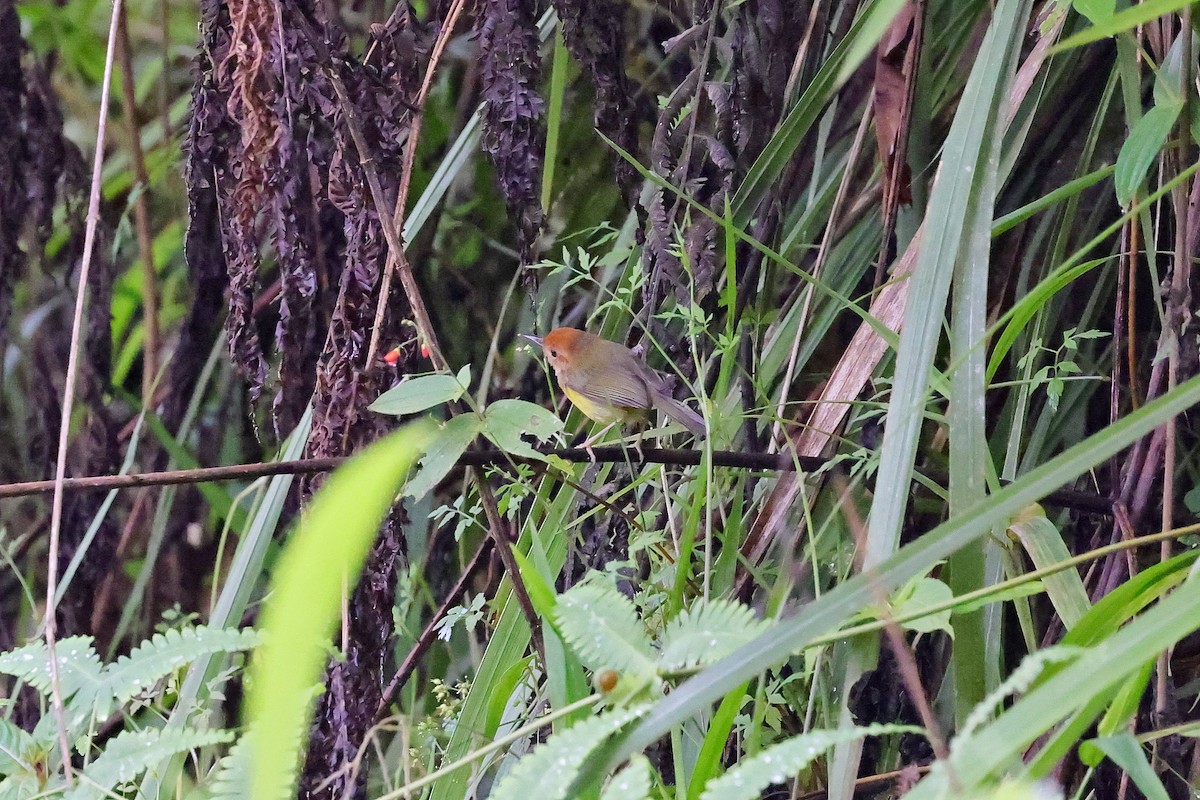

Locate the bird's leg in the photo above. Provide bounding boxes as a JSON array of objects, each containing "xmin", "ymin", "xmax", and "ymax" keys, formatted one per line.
[{"xmin": 580, "ymin": 422, "xmax": 617, "ymax": 462}]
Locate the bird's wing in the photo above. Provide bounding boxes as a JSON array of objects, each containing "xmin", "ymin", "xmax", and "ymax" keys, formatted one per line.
[{"xmin": 562, "ymin": 348, "xmax": 654, "ymax": 409}]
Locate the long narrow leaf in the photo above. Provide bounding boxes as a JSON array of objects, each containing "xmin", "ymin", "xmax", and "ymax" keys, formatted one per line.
[{"xmin": 572, "ymin": 372, "xmax": 1200, "ymax": 787}]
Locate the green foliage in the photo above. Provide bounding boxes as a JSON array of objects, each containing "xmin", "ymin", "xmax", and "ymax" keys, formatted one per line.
[
  {"xmin": 554, "ymin": 584, "xmax": 657, "ymax": 677},
  {"xmin": 245, "ymin": 421, "xmax": 433, "ymax": 799},
  {"xmin": 0, "ymin": 626, "xmax": 260, "ymax": 736},
  {"xmin": 0, "ymin": 636, "xmax": 104, "ymax": 710},
  {"xmin": 882, "ymin": 576, "xmax": 955, "ymax": 637},
  {"xmin": 481, "ymin": 399, "xmax": 564, "ymax": 459},
  {"xmin": 0, "ymin": 718, "xmax": 44, "ymax": 791},
  {"xmin": 67, "ymin": 727, "xmax": 233, "ymax": 800},
  {"xmin": 1057, "ymin": 0, "xmax": 1200, "ymax": 50},
  {"xmin": 205, "ymin": 732, "xmax": 252, "ymax": 800},
  {"xmin": 6, "ymin": 0, "xmax": 1200, "ymax": 796},
  {"xmin": 1006, "ymin": 506, "xmax": 1089, "ymax": 630},
  {"xmin": 698, "ymin": 724, "xmax": 918, "ymax": 800},
  {"xmin": 599, "ymin": 755, "xmax": 653, "ymax": 800},
  {"xmin": 105, "ymin": 626, "xmax": 261, "ymax": 706},
  {"xmin": 405, "ymin": 413, "xmax": 487, "ymax": 500},
  {"xmin": 0, "ymin": 625, "xmax": 256, "ymax": 797},
  {"xmin": 486, "ymin": 705, "xmax": 650, "ymax": 800},
  {"xmin": 1080, "ymin": 734, "xmax": 1168, "ymax": 800},
  {"xmin": 1014, "ymin": 328, "xmax": 1109, "ymax": 413},
  {"xmin": 658, "ymin": 600, "xmax": 770, "ymax": 672},
  {"xmin": 1116, "ymin": 105, "xmax": 1181, "ymax": 206},
  {"xmin": 369, "ymin": 365, "xmax": 472, "ymax": 415}
]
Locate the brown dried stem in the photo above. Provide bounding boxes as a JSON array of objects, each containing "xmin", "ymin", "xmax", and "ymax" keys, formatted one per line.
[
  {"xmin": 376, "ymin": 538, "xmax": 494, "ymax": 718},
  {"xmin": 42, "ymin": 0, "xmax": 125, "ymax": 780},
  {"xmin": 116, "ymin": 5, "xmax": 161, "ymax": 403},
  {"xmin": 0, "ymin": 448, "xmax": 1117, "ymax": 516},
  {"xmin": 363, "ymin": 0, "xmax": 469, "ymax": 373}
]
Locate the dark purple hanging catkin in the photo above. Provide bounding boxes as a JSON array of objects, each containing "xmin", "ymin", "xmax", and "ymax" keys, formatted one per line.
[
  {"xmin": 552, "ymin": 0, "xmax": 640, "ymax": 204},
  {"xmin": 479, "ymin": 0, "xmax": 546, "ymax": 273}
]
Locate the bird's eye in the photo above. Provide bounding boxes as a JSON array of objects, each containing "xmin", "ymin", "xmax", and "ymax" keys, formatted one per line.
[{"xmin": 550, "ymin": 350, "xmax": 558, "ymax": 358}]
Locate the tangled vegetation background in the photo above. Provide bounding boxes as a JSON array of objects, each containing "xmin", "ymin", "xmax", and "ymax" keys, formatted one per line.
[{"xmin": 1, "ymin": 0, "xmax": 1200, "ymax": 797}]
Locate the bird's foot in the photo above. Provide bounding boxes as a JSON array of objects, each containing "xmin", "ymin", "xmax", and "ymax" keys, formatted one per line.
[{"xmin": 579, "ymin": 422, "xmax": 616, "ymax": 462}]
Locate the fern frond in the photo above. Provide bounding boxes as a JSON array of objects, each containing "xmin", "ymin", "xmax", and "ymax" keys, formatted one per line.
[
  {"xmin": 0, "ymin": 718, "xmax": 38, "ymax": 778},
  {"xmin": 487, "ymin": 705, "xmax": 650, "ymax": 800},
  {"xmin": 0, "ymin": 637, "xmax": 103, "ymax": 701},
  {"xmin": 698, "ymin": 723, "xmax": 920, "ymax": 800},
  {"xmin": 599, "ymin": 754, "xmax": 653, "ymax": 800},
  {"xmin": 65, "ymin": 727, "xmax": 233, "ymax": 800},
  {"xmin": 554, "ymin": 585, "xmax": 657, "ymax": 676},
  {"xmin": 658, "ymin": 600, "xmax": 769, "ymax": 672},
  {"xmin": 958, "ymin": 646, "xmax": 1085, "ymax": 741},
  {"xmin": 0, "ymin": 768, "xmax": 56, "ymax": 800},
  {"xmin": 205, "ymin": 731, "xmax": 251, "ymax": 800},
  {"xmin": 104, "ymin": 625, "xmax": 262, "ymax": 705}
]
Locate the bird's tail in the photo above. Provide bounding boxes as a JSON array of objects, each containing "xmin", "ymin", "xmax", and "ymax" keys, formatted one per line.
[{"xmin": 654, "ymin": 394, "xmax": 707, "ymax": 439}]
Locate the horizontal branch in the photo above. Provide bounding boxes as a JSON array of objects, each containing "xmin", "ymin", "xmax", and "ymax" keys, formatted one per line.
[{"xmin": 0, "ymin": 447, "xmax": 1113, "ymax": 515}]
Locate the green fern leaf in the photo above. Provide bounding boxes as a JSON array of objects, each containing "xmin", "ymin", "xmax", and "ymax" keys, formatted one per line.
[
  {"xmin": 0, "ymin": 718, "xmax": 38, "ymax": 778},
  {"xmin": 554, "ymin": 585, "xmax": 657, "ymax": 676},
  {"xmin": 104, "ymin": 625, "xmax": 261, "ymax": 705},
  {"xmin": 658, "ymin": 600, "xmax": 770, "ymax": 672},
  {"xmin": 65, "ymin": 727, "xmax": 233, "ymax": 800},
  {"xmin": 0, "ymin": 637, "xmax": 103, "ymax": 701},
  {"xmin": 599, "ymin": 754, "xmax": 653, "ymax": 800},
  {"xmin": 0, "ymin": 768, "xmax": 55, "ymax": 800},
  {"xmin": 698, "ymin": 723, "xmax": 920, "ymax": 800},
  {"xmin": 488, "ymin": 705, "xmax": 649, "ymax": 800},
  {"xmin": 205, "ymin": 731, "xmax": 251, "ymax": 799}
]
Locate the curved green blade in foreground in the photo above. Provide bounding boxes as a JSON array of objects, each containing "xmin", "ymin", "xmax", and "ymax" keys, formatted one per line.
[{"xmin": 246, "ymin": 421, "xmax": 434, "ymax": 800}]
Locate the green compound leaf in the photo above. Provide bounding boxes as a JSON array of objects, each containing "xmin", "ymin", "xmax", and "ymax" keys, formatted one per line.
[
  {"xmin": 555, "ymin": 584, "xmax": 657, "ymax": 678},
  {"xmin": 659, "ymin": 600, "xmax": 769, "ymax": 672},
  {"xmin": 600, "ymin": 755, "xmax": 653, "ymax": 800},
  {"xmin": 698, "ymin": 724, "xmax": 919, "ymax": 800},
  {"xmin": 488, "ymin": 706, "xmax": 650, "ymax": 800},
  {"xmin": 106, "ymin": 625, "xmax": 261, "ymax": 705},
  {"xmin": 66, "ymin": 727, "xmax": 233, "ymax": 800}
]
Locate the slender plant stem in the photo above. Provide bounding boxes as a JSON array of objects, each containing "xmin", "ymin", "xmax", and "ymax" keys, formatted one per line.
[
  {"xmin": 0, "ymin": 449, "xmax": 1118, "ymax": 515},
  {"xmin": 115, "ymin": 5, "xmax": 161, "ymax": 404},
  {"xmin": 813, "ymin": 525, "xmax": 1199, "ymax": 648},
  {"xmin": 43, "ymin": 0, "xmax": 125, "ymax": 781},
  {"xmin": 376, "ymin": 539, "xmax": 494, "ymax": 718},
  {"xmin": 364, "ymin": 0, "xmax": 469, "ymax": 373},
  {"xmin": 378, "ymin": 695, "xmax": 601, "ymax": 800}
]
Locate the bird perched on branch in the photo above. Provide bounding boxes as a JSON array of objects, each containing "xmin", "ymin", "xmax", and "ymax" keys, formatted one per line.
[{"xmin": 524, "ymin": 327, "xmax": 706, "ymax": 456}]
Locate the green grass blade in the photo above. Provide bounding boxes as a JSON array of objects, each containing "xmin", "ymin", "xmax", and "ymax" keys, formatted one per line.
[
  {"xmin": 246, "ymin": 421, "xmax": 433, "ymax": 799},
  {"xmin": 1054, "ymin": 0, "xmax": 1199, "ymax": 52},
  {"xmin": 571, "ymin": 372, "xmax": 1200, "ymax": 787},
  {"xmin": 731, "ymin": 0, "xmax": 905, "ymax": 220}
]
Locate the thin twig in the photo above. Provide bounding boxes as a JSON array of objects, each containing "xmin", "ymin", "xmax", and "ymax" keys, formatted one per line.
[
  {"xmin": 364, "ymin": 0, "xmax": 468, "ymax": 372},
  {"xmin": 116, "ymin": 5, "xmax": 161, "ymax": 404},
  {"xmin": 376, "ymin": 538, "xmax": 494, "ymax": 717},
  {"xmin": 771, "ymin": 100, "xmax": 872, "ymax": 450},
  {"xmin": 1157, "ymin": 4, "xmax": 1193, "ymax": 729},
  {"xmin": 43, "ymin": 0, "xmax": 125, "ymax": 781},
  {"xmin": 288, "ymin": 10, "xmax": 445, "ymax": 371},
  {"xmin": 0, "ymin": 448, "xmax": 1119, "ymax": 516},
  {"xmin": 836, "ymin": 475, "xmax": 953, "ymax": 772}
]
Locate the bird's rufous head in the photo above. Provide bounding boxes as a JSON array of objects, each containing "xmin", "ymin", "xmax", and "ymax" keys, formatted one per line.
[{"xmin": 523, "ymin": 327, "xmax": 586, "ymax": 373}]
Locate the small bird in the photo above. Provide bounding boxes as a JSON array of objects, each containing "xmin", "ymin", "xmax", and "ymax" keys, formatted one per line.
[{"xmin": 523, "ymin": 327, "xmax": 706, "ymax": 454}]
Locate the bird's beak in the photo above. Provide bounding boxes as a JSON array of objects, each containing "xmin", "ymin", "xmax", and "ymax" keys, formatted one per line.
[{"xmin": 521, "ymin": 334, "xmax": 544, "ymax": 348}]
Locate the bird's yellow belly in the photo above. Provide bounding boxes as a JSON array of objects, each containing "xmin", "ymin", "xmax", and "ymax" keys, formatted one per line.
[{"xmin": 562, "ymin": 387, "xmax": 645, "ymax": 426}]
